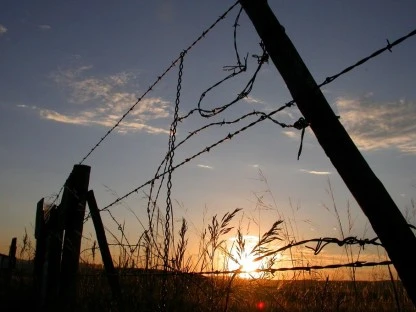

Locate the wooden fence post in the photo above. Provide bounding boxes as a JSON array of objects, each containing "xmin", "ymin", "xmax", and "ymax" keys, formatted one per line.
[
  {"xmin": 87, "ymin": 190, "xmax": 124, "ymax": 312},
  {"xmin": 239, "ymin": 0, "xmax": 416, "ymax": 306},
  {"xmin": 34, "ymin": 198, "xmax": 46, "ymax": 295},
  {"xmin": 43, "ymin": 206, "xmax": 64, "ymax": 310},
  {"xmin": 8, "ymin": 238, "xmax": 17, "ymax": 270},
  {"xmin": 5, "ymin": 237, "xmax": 17, "ymax": 287},
  {"xmin": 59, "ymin": 164, "xmax": 91, "ymax": 310}
]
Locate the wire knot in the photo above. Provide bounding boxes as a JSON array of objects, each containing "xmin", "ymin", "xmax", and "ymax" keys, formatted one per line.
[
  {"xmin": 292, "ymin": 117, "xmax": 309, "ymax": 160},
  {"xmin": 293, "ymin": 117, "xmax": 309, "ymax": 130}
]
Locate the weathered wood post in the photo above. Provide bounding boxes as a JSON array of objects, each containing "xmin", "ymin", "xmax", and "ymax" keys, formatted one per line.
[
  {"xmin": 43, "ymin": 205, "xmax": 64, "ymax": 310},
  {"xmin": 59, "ymin": 164, "xmax": 91, "ymax": 310},
  {"xmin": 87, "ymin": 190, "xmax": 124, "ymax": 312},
  {"xmin": 34, "ymin": 198, "xmax": 46, "ymax": 294},
  {"xmin": 239, "ymin": 0, "xmax": 416, "ymax": 305},
  {"xmin": 8, "ymin": 238, "xmax": 17, "ymax": 270},
  {"xmin": 5, "ymin": 237, "xmax": 17, "ymax": 287}
]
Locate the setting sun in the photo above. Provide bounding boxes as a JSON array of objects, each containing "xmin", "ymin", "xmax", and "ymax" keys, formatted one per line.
[{"xmin": 227, "ymin": 235, "xmax": 266, "ymax": 278}]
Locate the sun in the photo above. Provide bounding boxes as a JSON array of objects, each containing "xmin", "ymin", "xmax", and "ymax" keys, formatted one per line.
[{"xmin": 227, "ymin": 235, "xmax": 263, "ymax": 278}]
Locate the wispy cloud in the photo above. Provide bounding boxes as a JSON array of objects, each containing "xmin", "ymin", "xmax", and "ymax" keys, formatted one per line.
[
  {"xmin": 39, "ymin": 109, "xmax": 168, "ymax": 134},
  {"xmin": 197, "ymin": 164, "xmax": 214, "ymax": 170},
  {"xmin": 35, "ymin": 65, "xmax": 171, "ymax": 134},
  {"xmin": 300, "ymin": 169, "xmax": 331, "ymax": 175},
  {"xmin": 17, "ymin": 104, "xmax": 37, "ymax": 109},
  {"xmin": 0, "ymin": 24, "xmax": 7, "ymax": 36},
  {"xmin": 282, "ymin": 130, "xmax": 297, "ymax": 138},
  {"xmin": 336, "ymin": 96, "xmax": 416, "ymax": 154},
  {"xmin": 38, "ymin": 24, "xmax": 51, "ymax": 31},
  {"xmin": 244, "ymin": 95, "xmax": 265, "ymax": 105}
]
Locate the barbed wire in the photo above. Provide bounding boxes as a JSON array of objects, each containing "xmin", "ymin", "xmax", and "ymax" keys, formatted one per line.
[
  {"xmin": 144, "ymin": 9, "xmax": 268, "ymax": 236},
  {"xmin": 196, "ymin": 260, "xmax": 393, "ymax": 276},
  {"xmin": 55, "ymin": 16, "xmax": 416, "ymax": 229},
  {"xmin": 97, "ymin": 101, "xmax": 294, "ymax": 213},
  {"xmin": 76, "ymin": 234, "xmax": 391, "ymax": 277},
  {"xmin": 78, "ymin": 1, "xmax": 240, "ymax": 166},
  {"xmin": 253, "ymin": 236, "xmax": 382, "ymax": 262},
  {"xmin": 178, "ymin": 7, "xmax": 256, "ymax": 121},
  {"xmin": 178, "ymin": 43, "xmax": 267, "ymax": 121},
  {"xmin": 98, "ymin": 25, "xmax": 416, "ymax": 211},
  {"xmin": 318, "ymin": 28, "xmax": 416, "ymax": 88},
  {"xmin": 43, "ymin": 1, "xmax": 240, "ymax": 208},
  {"xmin": 75, "ymin": 261, "xmax": 393, "ymax": 277}
]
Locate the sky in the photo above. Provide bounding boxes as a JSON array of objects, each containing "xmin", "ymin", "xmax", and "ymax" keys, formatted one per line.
[{"xmin": 1, "ymin": 1, "xmax": 416, "ymax": 277}]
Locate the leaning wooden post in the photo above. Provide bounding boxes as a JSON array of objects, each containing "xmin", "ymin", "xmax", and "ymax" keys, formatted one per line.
[
  {"xmin": 87, "ymin": 190, "xmax": 124, "ymax": 312},
  {"xmin": 239, "ymin": 0, "xmax": 416, "ymax": 305},
  {"xmin": 34, "ymin": 198, "xmax": 46, "ymax": 294},
  {"xmin": 59, "ymin": 164, "xmax": 91, "ymax": 309}
]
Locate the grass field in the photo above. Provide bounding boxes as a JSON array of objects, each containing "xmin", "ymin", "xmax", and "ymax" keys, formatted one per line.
[
  {"xmin": 2, "ymin": 265, "xmax": 416, "ymax": 312},
  {"xmin": 1, "ymin": 179, "xmax": 415, "ymax": 311}
]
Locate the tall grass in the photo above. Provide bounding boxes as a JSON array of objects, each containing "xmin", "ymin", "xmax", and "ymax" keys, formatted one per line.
[{"xmin": 2, "ymin": 177, "xmax": 416, "ymax": 311}]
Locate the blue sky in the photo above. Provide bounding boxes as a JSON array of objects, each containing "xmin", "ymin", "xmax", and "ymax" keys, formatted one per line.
[{"xmin": 1, "ymin": 0, "xmax": 415, "ymax": 271}]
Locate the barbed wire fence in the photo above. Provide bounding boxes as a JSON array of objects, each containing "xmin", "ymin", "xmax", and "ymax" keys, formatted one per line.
[{"xmin": 36, "ymin": 1, "xmax": 416, "ymax": 307}]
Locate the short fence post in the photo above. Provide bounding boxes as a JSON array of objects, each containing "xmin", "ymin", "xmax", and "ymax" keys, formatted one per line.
[
  {"xmin": 5, "ymin": 237, "xmax": 17, "ymax": 287},
  {"xmin": 43, "ymin": 205, "xmax": 64, "ymax": 310},
  {"xmin": 87, "ymin": 190, "xmax": 124, "ymax": 312},
  {"xmin": 59, "ymin": 164, "xmax": 91, "ymax": 310},
  {"xmin": 8, "ymin": 237, "xmax": 17, "ymax": 270},
  {"xmin": 34, "ymin": 198, "xmax": 46, "ymax": 295}
]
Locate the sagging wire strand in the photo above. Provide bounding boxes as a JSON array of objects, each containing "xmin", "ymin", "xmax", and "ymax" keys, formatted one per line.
[
  {"xmin": 179, "ymin": 8, "xmax": 269, "ymax": 121},
  {"xmin": 144, "ymin": 7, "xmax": 269, "ymax": 237}
]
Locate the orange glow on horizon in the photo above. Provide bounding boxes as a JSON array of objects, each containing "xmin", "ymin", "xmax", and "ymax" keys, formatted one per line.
[{"xmin": 226, "ymin": 235, "xmax": 281, "ymax": 279}]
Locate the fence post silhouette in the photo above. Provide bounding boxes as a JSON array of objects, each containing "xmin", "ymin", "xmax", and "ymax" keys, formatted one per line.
[
  {"xmin": 87, "ymin": 190, "xmax": 124, "ymax": 312},
  {"xmin": 34, "ymin": 198, "xmax": 46, "ymax": 295},
  {"xmin": 4, "ymin": 237, "xmax": 17, "ymax": 288},
  {"xmin": 33, "ymin": 199, "xmax": 63, "ymax": 310},
  {"xmin": 44, "ymin": 205, "xmax": 64, "ymax": 310},
  {"xmin": 240, "ymin": 0, "xmax": 416, "ymax": 306},
  {"xmin": 59, "ymin": 164, "xmax": 91, "ymax": 310}
]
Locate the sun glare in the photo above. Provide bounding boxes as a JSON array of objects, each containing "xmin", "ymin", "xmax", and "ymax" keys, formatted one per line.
[{"xmin": 227, "ymin": 235, "xmax": 265, "ymax": 279}]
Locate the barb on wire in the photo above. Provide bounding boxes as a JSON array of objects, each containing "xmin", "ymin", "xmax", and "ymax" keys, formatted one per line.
[{"xmin": 319, "ymin": 28, "xmax": 416, "ymax": 88}]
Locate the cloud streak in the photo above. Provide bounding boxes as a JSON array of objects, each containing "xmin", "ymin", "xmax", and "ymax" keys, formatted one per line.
[
  {"xmin": 39, "ymin": 108, "xmax": 168, "ymax": 134},
  {"xmin": 244, "ymin": 95, "xmax": 265, "ymax": 105},
  {"xmin": 0, "ymin": 24, "xmax": 7, "ymax": 36},
  {"xmin": 336, "ymin": 96, "xmax": 416, "ymax": 154},
  {"xmin": 36, "ymin": 65, "xmax": 171, "ymax": 134},
  {"xmin": 300, "ymin": 169, "xmax": 331, "ymax": 175},
  {"xmin": 38, "ymin": 24, "xmax": 51, "ymax": 31}
]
